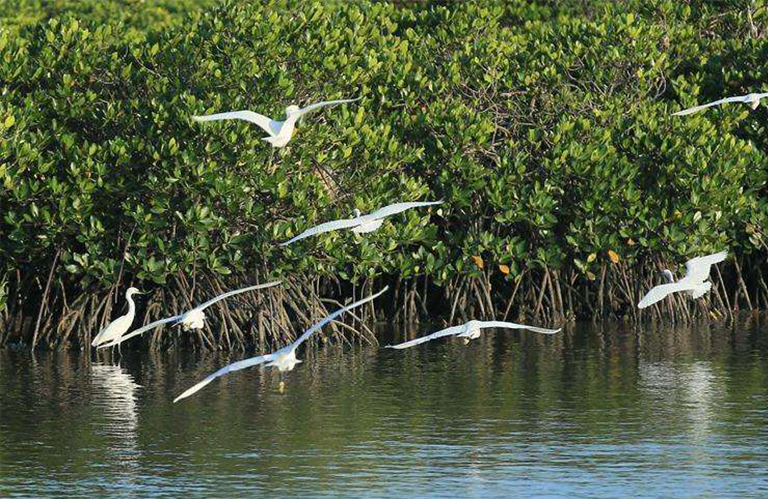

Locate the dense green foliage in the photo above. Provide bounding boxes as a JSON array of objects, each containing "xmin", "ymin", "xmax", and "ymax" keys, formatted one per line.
[
  {"xmin": 2, "ymin": 0, "xmax": 768, "ymax": 346},
  {"xmin": 0, "ymin": 0, "xmax": 217, "ymax": 37}
]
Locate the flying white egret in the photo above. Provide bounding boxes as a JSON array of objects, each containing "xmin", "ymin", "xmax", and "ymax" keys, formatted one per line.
[
  {"xmin": 280, "ymin": 201, "xmax": 443, "ymax": 246},
  {"xmin": 173, "ymin": 286, "xmax": 389, "ymax": 402},
  {"xmin": 98, "ymin": 281, "xmax": 283, "ymax": 349},
  {"xmin": 385, "ymin": 320, "xmax": 561, "ymax": 349},
  {"xmin": 91, "ymin": 287, "xmax": 143, "ymax": 348},
  {"xmin": 637, "ymin": 251, "xmax": 728, "ymax": 309},
  {"xmin": 192, "ymin": 97, "xmax": 360, "ymax": 148},
  {"xmin": 672, "ymin": 92, "xmax": 768, "ymax": 116}
]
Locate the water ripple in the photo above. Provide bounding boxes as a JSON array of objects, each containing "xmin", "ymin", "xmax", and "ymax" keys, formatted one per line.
[{"xmin": 2, "ymin": 319, "xmax": 768, "ymax": 497}]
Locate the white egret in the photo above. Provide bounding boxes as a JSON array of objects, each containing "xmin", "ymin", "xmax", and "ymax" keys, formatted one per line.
[
  {"xmin": 280, "ymin": 201, "xmax": 443, "ymax": 246},
  {"xmin": 192, "ymin": 98, "xmax": 360, "ymax": 148},
  {"xmin": 174, "ymin": 286, "xmax": 389, "ymax": 402},
  {"xmin": 385, "ymin": 320, "xmax": 561, "ymax": 349},
  {"xmin": 91, "ymin": 287, "xmax": 142, "ymax": 348},
  {"xmin": 637, "ymin": 251, "xmax": 727, "ymax": 309},
  {"xmin": 672, "ymin": 92, "xmax": 768, "ymax": 116},
  {"xmin": 98, "ymin": 281, "xmax": 283, "ymax": 349}
]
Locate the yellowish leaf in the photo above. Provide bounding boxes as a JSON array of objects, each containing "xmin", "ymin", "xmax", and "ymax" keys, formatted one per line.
[
  {"xmin": 587, "ymin": 253, "xmax": 597, "ymax": 263},
  {"xmin": 608, "ymin": 250, "xmax": 620, "ymax": 264},
  {"xmin": 627, "ymin": 238, "xmax": 635, "ymax": 246},
  {"xmin": 586, "ymin": 271, "xmax": 596, "ymax": 281},
  {"xmin": 471, "ymin": 255, "xmax": 484, "ymax": 269},
  {"xmin": 498, "ymin": 264, "xmax": 510, "ymax": 275}
]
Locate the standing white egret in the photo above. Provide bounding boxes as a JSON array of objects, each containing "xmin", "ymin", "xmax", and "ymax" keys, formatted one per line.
[
  {"xmin": 173, "ymin": 286, "xmax": 389, "ymax": 402},
  {"xmin": 192, "ymin": 98, "xmax": 360, "ymax": 148},
  {"xmin": 91, "ymin": 287, "xmax": 143, "ymax": 348},
  {"xmin": 637, "ymin": 251, "xmax": 727, "ymax": 309},
  {"xmin": 672, "ymin": 92, "xmax": 768, "ymax": 116},
  {"xmin": 385, "ymin": 320, "xmax": 561, "ymax": 349},
  {"xmin": 98, "ymin": 281, "xmax": 283, "ymax": 349},
  {"xmin": 280, "ymin": 201, "xmax": 443, "ymax": 246}
]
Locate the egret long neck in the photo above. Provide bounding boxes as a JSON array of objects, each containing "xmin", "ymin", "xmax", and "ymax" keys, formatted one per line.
[{"xmin": 126, "ymin": 295, "xmax": 136, "ymax": 318}]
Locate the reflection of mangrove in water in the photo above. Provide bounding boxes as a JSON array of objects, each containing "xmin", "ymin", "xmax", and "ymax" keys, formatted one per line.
[
  {"xmin": 2, "ymin": 316, "xmax": 768, "ymax": 496},
  {"xmin": 167, "ymin": 316, "xmax": 767, "ymax": 444},
  {"xmin": 0, "ymin": 352, "xmax": 144, "ymax": 486},
  {"xmin": 163, "ymin": 315, "xmax": 768, "ymax": 408}
]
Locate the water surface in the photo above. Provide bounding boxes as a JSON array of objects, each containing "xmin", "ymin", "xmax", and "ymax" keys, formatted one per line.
[{"xmin": 2, "ymin": 317, "xmax": 768, "ymax": 497}]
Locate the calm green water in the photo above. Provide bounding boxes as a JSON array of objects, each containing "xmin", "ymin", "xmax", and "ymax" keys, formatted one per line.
[{"xmin": 2, "ymin": 318, "xmax": 768, "ymax": 497}]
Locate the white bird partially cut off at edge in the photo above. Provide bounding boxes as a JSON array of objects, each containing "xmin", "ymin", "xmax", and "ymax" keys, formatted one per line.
[
  {"xmin": 280, "ymin": 201, "xmax": 443, "ymax": 246},
  {"xmin": 173, "ymin": 286, "xmax": 389, "ymax": 402},
  {"xmin": 385, "ymin": 320, "xmax": 561, "ymax": 349},
  {"xmin": 672, "ymin": 93, "xmax": 768, "ymax": 116},
  {"xmin": 192, "ymin": 98, "xmax": 360, "ymax": 148},
  {"xmin": 91, "ymin": 287, "xmax": 143, "ymax": 348},
  {"xmin": 98, "ymin": 281, "xmax": 283, "ymax": 349},
  {"xmin": 637, "ymin": 251, "xmax": 728, "ymax": 309}
]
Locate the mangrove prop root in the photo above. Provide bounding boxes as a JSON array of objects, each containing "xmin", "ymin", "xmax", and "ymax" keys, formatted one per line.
[{"xmin": 1, "ymin": 256, "xmax": 764, "ymax": 350}]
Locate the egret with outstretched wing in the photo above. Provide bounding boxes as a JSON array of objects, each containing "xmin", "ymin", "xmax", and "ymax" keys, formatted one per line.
[
  {"xmin": 386, "ymin": 320, "xmax": 561, "ymax": 349},
  {"xmin": 638, "ymin": 251, "xmax": 727, "ymax": 308},
  {"xmin": 281, "ymin": 201, "xmax": 442, "ymax": 246},
  {"xmin": 174, "ymin": 286, "xmax": 389, "ymax": 402},
  {"xmin": 672, "ymin": 93, "xmax": 768, "ymax": 116},
  {"xmin": 193, "ymin": 98, "xmax": 360, "ymax": 147}
]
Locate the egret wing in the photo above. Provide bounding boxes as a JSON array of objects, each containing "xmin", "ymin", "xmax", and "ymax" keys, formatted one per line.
[
  {"xmin": 385, "ymin": 325, "xmax": 465, "ymax": 350},
  {"xmin": 174, "ymin": 287, "xmax": 388, "ymax": 402},
  {"xmin": 477, "ymin": 321, "xmax": 561, "ymax": 335},
  {"xmin": 280, "ymin": 217, "xmax": 363, "ymax": 246},
  {"xmin": 174, "ymin": 353, "xmax": 275, "ymax": 403},
  {"xmin": 672, "ymin": 96, "xmax": 748, "ymax": 116},
  {"xmin": 98, "ymin": 314, "xmax": 183, "ymax": 349},
  {"xmin": 367, "ymin": 201, "xmax": 443, "ymax": 220},
  {"xmin": 638, "ymin": 282, "xmax": 697, "ymax": 309},
  {"xmin": 192, "ymin": 111, "xmax": 280, "ymax": 136},
  {"xmin": 196, "ymin": 280, "xmax": 282, "ymax": 311},
  {"xmin": 684, "ymin": 251, "xmax": 727, "ymax": 283},
  {"xmin": 294, "ymin": 98, "xmax": 360, "ymax": 118},
  {"xmin": 289, "ymin": 286, "xmax": 389, "ymax": 350}
]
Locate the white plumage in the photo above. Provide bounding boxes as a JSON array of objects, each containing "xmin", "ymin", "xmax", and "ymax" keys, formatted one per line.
[
  {"xmin": 98, "ymin": 281, "xmax": 282, "ymax": 349},
  {"xmin": 672, "ymin": 93, "xmax": 768, "ymax": 116},
  {"xmin": 192, "ymin": 98, "xmax": 360, "ymax": 147},
  {"xmin": 385, "ymin": 320, "xmax": 561, "ymax": 350},
  {"xmin": 173, "ymin": 286, "xmax": 388, "ymax": 402},
  {"xmin": 281, "ymin": 201, "xmax": 442, "ymax": 246},
  {"xmin": 637, "ymin": 251, "xmax": 727, "ymax": 309},
  {"xmin": 91, "ymin": 287, "xmax": 142, "ymax": 348}
]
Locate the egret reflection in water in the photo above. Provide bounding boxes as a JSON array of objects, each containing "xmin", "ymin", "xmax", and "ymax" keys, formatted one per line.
[
  {"xmin": 638, "ymin": 360, "xmax": 724, "ymax": 444},
  {"xmin": 90, "ymin": 363, "xmax": 141, "ymax": 471},
  {"xmin": 2, "ymin": 319, "xmax": 768, "ymax": 497}
]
